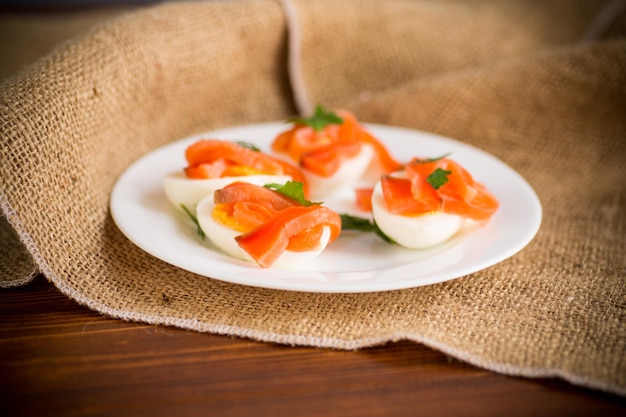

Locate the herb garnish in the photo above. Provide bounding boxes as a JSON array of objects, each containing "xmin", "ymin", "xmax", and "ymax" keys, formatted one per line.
[
  {"xmin": 289, "ymin": 104, "xmax": 343, "ymax": 132},
  {"xmin": 427, "ymin": 168, "xmax": 452, "ymax": 190},
  {"xmin": 181, "ymin": 204, "xmax": 205, "ymax": 239},
  {"xmin": 264, "ymin": 181, "xmax": 320, "ymax": 207},
  {"xmin": 235, "ymin": 141, "xmax": 261, "ymax": 152},
  {"xmin": 340, "ymin": 213, "xmax": 396, "ymax": 244},
  {"xmin": 412, "ymin": 153, "xmax": 450, "ymax": 164},
  {"xmin": 410, "ymin": 153, "xmax": 452, "ymax": 190}
]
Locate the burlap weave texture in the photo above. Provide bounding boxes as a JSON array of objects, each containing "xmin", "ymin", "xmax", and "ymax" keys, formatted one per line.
[{"xmin": 1, "ymin": 0, "xmax": 624, "ymax": 396}]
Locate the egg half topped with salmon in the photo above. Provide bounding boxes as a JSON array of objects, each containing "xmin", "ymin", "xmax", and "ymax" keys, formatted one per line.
[
  {"xmin": 196, "ymin": 181, "xmax": 342, "ymax": 268},
  {"xmin": 163, "ymin": 139, "xmax": 306, "ymax": 215},
  {"xmin": 370, "ymin": 156, "xmax": 499, "ymax": 249},
  {"xmin": 271, "ymin": 106, "xmax": 401, "ymax": 200}
]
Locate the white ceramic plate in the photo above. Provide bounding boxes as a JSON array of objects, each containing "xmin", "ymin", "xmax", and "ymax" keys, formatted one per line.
[{"xmin": 110, "ymin": 123, "xmax": 541, "ymax": 293}]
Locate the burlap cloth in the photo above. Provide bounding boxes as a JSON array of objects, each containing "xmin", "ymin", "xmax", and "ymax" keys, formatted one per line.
[{"xmin": 1, "ymin": 0, "xmax": 625, "ymax": 396}]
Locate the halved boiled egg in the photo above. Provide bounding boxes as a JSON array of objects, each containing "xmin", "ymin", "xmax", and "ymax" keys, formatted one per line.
[
  {"xmin": 370, "ymin": 180, "xmax": 466, "ymax": 249},
  {"xmin": 164, "ymin": 138, "xmax": 304, "ymax": 215},
  {"xmin": 271, "ymin": 107, "xmax": 400, "ymax": 201},
  {"xmin": 195, "ymin": 194, "xmax": 333, "ymax": 268},
  {"xmin": 370, "ymin": 155, "xmax": 499, "ymax": 249}
]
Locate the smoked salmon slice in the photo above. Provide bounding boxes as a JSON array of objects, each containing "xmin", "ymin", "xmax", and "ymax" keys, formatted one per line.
[
  {"xmin": 271, "ymin": 107, "xmax": 401, "ymax": 178},
  {"xmin": 354, "ymin": 187, "xmax": 374, "ymax": 212},
  {"xmin": 183, "ymin": 139, "xmax": 309, "ymax": 197},
  {"xmin": 186, "ymin": 139, "xmax": 284, "ymax": 175},
  {"xmin": 381, "ymin": 157, "xmax": 499, "ymax": 221},
  {"xmin": 212, "ymin": 182, "xmax": 341, "ymax": 268},
  {"xmin": 235, "ymin": 205, "xmax": 342, "ymax": 268}
]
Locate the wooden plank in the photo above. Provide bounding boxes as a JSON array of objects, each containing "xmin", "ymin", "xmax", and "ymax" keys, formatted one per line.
[{"xmin": 1, "ymin": 275, "xmax": 624, "ymax": 417}]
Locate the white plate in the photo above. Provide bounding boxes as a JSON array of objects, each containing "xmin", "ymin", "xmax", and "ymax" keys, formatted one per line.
[{"xmin": 110, "ymin": 123, "xmax": 541, "ymax": 293}]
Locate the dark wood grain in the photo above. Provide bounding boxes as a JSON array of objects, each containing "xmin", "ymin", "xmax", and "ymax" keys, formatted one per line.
[{"xmin": 1, "ymin": 274, "xmax": 624, "ymax": 417}]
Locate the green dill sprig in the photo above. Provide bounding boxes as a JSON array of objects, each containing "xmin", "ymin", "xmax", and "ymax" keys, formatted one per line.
[
  {"xmin": 181, "ymin": 204, "xmax": 205, "ymax": 239},
  {"xmin": 235, "ymin": 141, "xmax": 261, "ymax": 152}
]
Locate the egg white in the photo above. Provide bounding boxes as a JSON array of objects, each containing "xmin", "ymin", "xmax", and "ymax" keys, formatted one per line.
[
  {"xmin": 371, "ymin": 181, "xmax": 465, "ymax": 249},
  {"xmin": 195, "ymin": 195, "xmax": 332, "ymax": 268},
  {"xmin": 163, "ymin": 172, "xmax": 291, "ymax": 215}
]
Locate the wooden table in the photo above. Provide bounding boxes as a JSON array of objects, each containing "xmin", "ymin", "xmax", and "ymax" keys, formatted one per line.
[{"xmin": 1, "ymin": 274, "xmax": 624, "ymax": 416}]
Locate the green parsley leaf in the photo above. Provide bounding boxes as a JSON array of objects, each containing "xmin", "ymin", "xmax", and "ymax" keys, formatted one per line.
[
  {"xmin": 427, "ymin": 168, "xmax": 452, "ymax": 190},
  {"xmin": 289, "ymin": 104, "xmax": 343, "ymax": 132},
  {"xmin": 264, "ymin": 181, "xmax": 320, "ymax": 207},
  {"xmin": 340, "ymin": 214, "xmax": 396, "ymax": 244},
  {"xmin": 180, "ymin": 204, "xmax": 205, "ymax": 239},
  {"xmin": 235, "ymin": 141, "xmax": 261, "ymax": 152}
]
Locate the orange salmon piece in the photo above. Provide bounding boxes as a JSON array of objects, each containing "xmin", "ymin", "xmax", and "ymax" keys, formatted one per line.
[
  {"xmin": 213, "ymin": 181, "xmax": 298, "ymax": 210},
  {"xmin": 271, "ymin": 108, "xmax": 401, "ymax": 178},
  {"xmin": 185, "ymin": 139, "xmax": 285, "ymax": 178},
  {"xmin": 300, "ymin": 141, "xmax": 361, "ymax": 178},
  {"xmin": 354, "ymin": 187, "xmax": 374, "ymax": 212},
  {"xmin": 235, "ymin": 205, "xmax": 342, "ymax": 268},
  {"xmin": 383, "ymin": 158, "xmax": 499, "ymax": 221}
]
